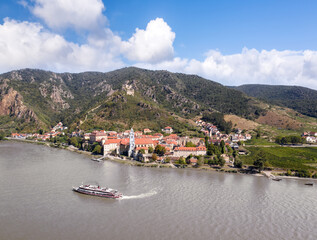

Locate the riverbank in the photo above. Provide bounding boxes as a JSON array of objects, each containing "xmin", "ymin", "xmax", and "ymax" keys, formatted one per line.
[{"xmin": 5, "ymin": 138, "xmax": 316, "ymax": 181}]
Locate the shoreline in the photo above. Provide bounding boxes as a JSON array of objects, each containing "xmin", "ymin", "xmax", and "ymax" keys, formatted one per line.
[{"xmin": 5, "ymin": 138, "xmax": 316, "ymax": 182}]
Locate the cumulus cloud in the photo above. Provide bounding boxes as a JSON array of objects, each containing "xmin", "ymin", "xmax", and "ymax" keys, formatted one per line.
[
  {"xmin": 121, "ymin": 18, "xmax": 175, "ymax": 63},
  {"xmin": 1, "ymin": 1, "xmax": 317, "ymax": 90},
  {"xmin": 31, "ymin": 0, "xmax": 106, "ymax": 30},
  {"xmin": 136, "ymin": 48, "xmax": 317, "ymax": 90},
  {"xmin": 0, "ymin": 18, "xmax": 123, "ymax": 73}
]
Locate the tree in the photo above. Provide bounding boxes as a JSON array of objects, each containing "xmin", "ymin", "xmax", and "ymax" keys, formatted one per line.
[
  {"xmin": 185, "ymin": 141, "xmax": 196, "ymax": 147},
  {"xmin": 275, "ymin": 135, "xmax": 304, "ymax": 145},
  {"xmin": 234, "ymin": 157, "xmax": 243, "ymax": 168},
  {"xmin": 165, "ymin": 157, "xmax": 171, "ymax": 163},
  {"xmin": 139, "ymin": 149, "xmax": 145, "ymax": 154},
  {"xmin": 218, "ymin": 156, "xmax": 225, "ymax": 167},
  {"xmin": 152, "ymin": 153, "xmax": 158, "ymax": 161},
  {"xmin": 148, "ymin": 146, "xmax": 154, "ymax": 153},
  {"xmin": 154, "ymin": 145, "xmax": 166, "ymax": 156},
  {"xmin": 207, "ymin": 142, "xmax": 217, "ymax": 156},
  {"xmin": 92, "ymin": 145, "xmax": 102, "ymax": 155},
  {"xmin": 227, "ymin": 146, "xmax": 233, "ymax": 155},
  {"xmin": 70, "ymin": 137, "xmax": 78, "ymax": 148},
  {"xmin": 232, "ymin": 150, "xmax": 238, "ymax": 159},
  {"xmin": 196, "ymin": 156, "xmax": 204, "ymax": 167},
  {"xmin": 0, "ymin": 131, "xmax": 5, "ymax": 141},
  {"xmin": 178, "ymin": 157, "xmax": 186, "ymax": 164},
  {"xmin": 254, "ymin": 151, "xmax": 267, "ymax": 172},
  {"xmin": 255, "ymin": 128, "xmax": 261, "ymax": 139}
]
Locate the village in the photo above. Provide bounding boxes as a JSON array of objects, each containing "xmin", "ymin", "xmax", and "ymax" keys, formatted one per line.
[{"xmin": 9, "ymin": 119, "xmax": 257, "ymax": 168}]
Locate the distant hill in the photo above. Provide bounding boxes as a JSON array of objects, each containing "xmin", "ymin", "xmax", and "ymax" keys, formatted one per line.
[
  {"xmin": 234, "ymin": 84, "xmax": 317, "ymax": 118},
  {"xmin": 0, "ymin": 67, "xmax": 264, "ymax": 133}
]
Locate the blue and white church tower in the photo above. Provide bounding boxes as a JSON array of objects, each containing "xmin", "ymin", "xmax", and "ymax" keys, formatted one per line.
[{"xmin": 128, "ymin": 128, "xmax": 135, "ymax": 157}]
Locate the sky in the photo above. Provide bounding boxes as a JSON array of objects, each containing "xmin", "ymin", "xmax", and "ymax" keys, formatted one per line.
[{"xmin": 0, "ymin": 0, "xmax": 317, "ymax": 89}]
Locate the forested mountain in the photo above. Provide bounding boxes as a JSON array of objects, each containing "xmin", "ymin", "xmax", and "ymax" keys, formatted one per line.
[
  {"xmin": 0, "ymin": 67, "xmax": 264, "ymax": 132},
  {"xmin": 234, "ymin": 84, "xmax": 317, "ymax": 118}
]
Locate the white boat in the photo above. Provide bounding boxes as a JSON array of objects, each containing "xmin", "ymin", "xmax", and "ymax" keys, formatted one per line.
[{"xmin": 73, "ymin": 184, "xmax": 122, "ymax": 199}]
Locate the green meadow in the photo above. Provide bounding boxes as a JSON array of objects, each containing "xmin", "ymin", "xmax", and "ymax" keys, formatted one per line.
[{"xmin": 241, "ymin": 146, "xmax": 317, "ymax": 171}]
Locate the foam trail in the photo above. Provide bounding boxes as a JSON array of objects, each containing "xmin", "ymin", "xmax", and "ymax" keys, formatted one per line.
[{"xmin": 121, "ymin": 189, "xmax": 158, "ymax": 200}]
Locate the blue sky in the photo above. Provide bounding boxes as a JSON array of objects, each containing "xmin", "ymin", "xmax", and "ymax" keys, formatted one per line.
[{"xmin": 0, "ymin": 0, "xmax": 317, "ymax": 89}]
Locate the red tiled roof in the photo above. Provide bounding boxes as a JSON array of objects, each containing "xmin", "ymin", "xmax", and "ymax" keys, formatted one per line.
[
  {"xmin": 190, "ymin": 158, "xmax": 197, "ymax": 163},
  {"xmin": 174, "ymin": 147, "xmax": 206, "ymax": 151},
  {"xmin": 104, "ymin": 139, "xmax": 121, "ymax": 145},
  {"xmin": 120, "ymin": 138, "xmax": 129, "ymax": 145},
  {"xmin": 166, "ymin": 140, "xmax": 178, "ymax": 145},
  {"xmin": 138, "ymin": 135, "xmax": 155, "ymax": 139},
  {"xmin": 153, "ymin": 133, "xmax": 163, "ymax": 136},
  {"xmin": 119, "ymin": 138, "xmax": 154, "ymax": 145},
  {"xmin": 135, "ymin": 138, "xmax": 154, "ymax": 145},
  {"xmin": 168, "ymin": 134, "xmax": 178, "ymax": 139}
]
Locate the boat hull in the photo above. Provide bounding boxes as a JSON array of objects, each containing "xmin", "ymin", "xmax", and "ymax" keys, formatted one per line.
[{"xmin": 73, "ymin": 187, "xmax": 122, "ymax": 199}]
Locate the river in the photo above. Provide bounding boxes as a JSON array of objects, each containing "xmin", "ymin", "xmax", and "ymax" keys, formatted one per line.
[{"xmin": 0, "ymin": 141, "xmax": 316, "ymax": 240}]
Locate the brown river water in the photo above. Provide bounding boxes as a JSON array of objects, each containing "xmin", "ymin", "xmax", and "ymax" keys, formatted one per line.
[{"xmin": 0, "ymin": 141, "xmax": 316, "ymax": 240}]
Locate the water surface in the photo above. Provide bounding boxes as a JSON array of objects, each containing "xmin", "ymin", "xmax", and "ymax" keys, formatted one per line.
[{"xmin": 0, "ymin": 142, "xmax": 316, "ymax": 240}]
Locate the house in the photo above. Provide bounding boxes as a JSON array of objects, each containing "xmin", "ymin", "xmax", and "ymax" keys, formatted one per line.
[
  {"xmin": 189, "ymin": 158, "xmax": 198, "ymax": 165},
  {"xmin": 245, "ymin": 134, "xmax": 252, "ymax": 140},
  {"xmin": 84, "ymin": 133, "xmax": 91, "ymax": 140},
  {"xmin": 90, "ymin": 131, "xmax": 107, "ymax": 143},
  {"xmin": 119, "ymin": 138, "xmax": 155, "ymax": 155},
  {"xmin": 153, "ymin": 133, "xmax": 163, "ymax": 140},
  {"xmin": 144, "ymin": 128, "xmax": 152, "ymax": 134},
  {"xmin": 173, "ymin": 146, "xmax": 207, "ymax": 158},
  {"xmin": 103, "ymin": 139, "xmax": 121, "ymax": 155},
  {"xmin": 135, "ymin": 131, "xmax": 143, "ymax": 137},
  {"xmin": 230, "ymin": 143, "xmax": 239, "ymax": 150},
  {"xmin": 305, "ymin": 136, "xmax": 316, "ymax": 143},
  {"xmin": 162, "ymin": 126, "xmax": 173, "ymax": 134}
]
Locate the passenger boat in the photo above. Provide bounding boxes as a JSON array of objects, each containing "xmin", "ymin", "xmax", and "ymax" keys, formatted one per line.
[
  {"xmin": 272, "ymin": 178, "xmax": 282, "ymax": 181},
  {"xmin": 304, "ymin": 183, "xmax": 314, "ymax": 186},
  {"xmin": 73, "ymin": 184, "xmax": 122, "ymax": 199}
]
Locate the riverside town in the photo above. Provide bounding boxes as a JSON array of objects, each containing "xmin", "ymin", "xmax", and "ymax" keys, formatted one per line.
[
  {"xmin": 9, "ymin": 119, "xmax": 317, "ymax": 179},
  {"xmin": 10, "ymin": 120, "xmax": 252, "ymax": 167}
]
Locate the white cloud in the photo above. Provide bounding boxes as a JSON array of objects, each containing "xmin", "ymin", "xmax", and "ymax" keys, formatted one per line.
[
  {"xmin": 0, "ymin": 18, "xmax": 123, "ymax": 73},
  {"xmin": 31, "ymin": 0, "xmax": 106, "ymax": 30},
  {"xmin": 0, "ymin": 16, "xmax": 177, "ymax": 73},
  {"xmin": 122, "ymin": 18, "xmax": 175, "ymax": 63},
  {"xmin": 136, "ymin": 48, "xmax": 317, "ymax": 90},
  {"xmin": 2, "ymin": 1, "xmax": 317, "ymax": 90}
]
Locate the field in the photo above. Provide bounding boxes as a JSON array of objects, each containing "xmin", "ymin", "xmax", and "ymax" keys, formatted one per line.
[
  {"xmin": 245, "ymin": 138, "xmax": 279, "ymax": 146},
  {"xmin": 240, "ymin": 146, "xmax": 317, "ymax": 171}
]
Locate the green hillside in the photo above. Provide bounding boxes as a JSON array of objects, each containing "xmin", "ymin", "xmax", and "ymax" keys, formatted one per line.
[
  {"xmin": 0, "ymin": 67, "xmax": 266, "ymax": 132},
  {"xmin": 234, "ymin": 84, "xmax": 317, "ymax": 118}
]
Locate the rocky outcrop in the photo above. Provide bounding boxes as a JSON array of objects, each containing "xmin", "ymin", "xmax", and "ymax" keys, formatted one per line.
[
  {"xmin": 39, "ymin": 82, "xmax": 74, "ymax": 110},
  {"xmin": 0, "ymin": 87, "xmax": 37, "ymax": 122},
  {"xmin": 50, "ymin": 85, "xmax": 71, "ymax": 109}
]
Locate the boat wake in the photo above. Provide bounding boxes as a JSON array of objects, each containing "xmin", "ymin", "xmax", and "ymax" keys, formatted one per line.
[{"xmin": 121, "ymin": 189, "xmax": 158, "ymax": 200}]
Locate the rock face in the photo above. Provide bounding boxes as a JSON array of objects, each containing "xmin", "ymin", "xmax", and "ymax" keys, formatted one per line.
[
  {"xmin": 0, "ymin": 87, "xmax": 37, "ymax": 122},
  {"xmin": 50, "ymin": 85, "xmax": 71, "ymax": 109}
]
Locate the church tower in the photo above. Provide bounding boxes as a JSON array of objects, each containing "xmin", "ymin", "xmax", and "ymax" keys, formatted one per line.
[{"xmin": 128, "ymin": 128, "xmax": 135, "ymax": 157}]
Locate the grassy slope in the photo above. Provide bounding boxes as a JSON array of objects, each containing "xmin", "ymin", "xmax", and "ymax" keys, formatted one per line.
[
  {"xmin": 241, "ymin": 146, "xmax": 317, "ymax": 171},
  {"xmin": 235, "ymin": 84, "xmax": 317, "ymax": 118}
]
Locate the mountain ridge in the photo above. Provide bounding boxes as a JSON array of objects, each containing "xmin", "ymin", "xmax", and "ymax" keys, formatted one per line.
[
  {"xmin": 233, "ymin": 84, "xmax": 317, "ymax": 118},
  {"xmin": 2, "ymin": 67, "xmax": 311, "ymax": 134}
]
